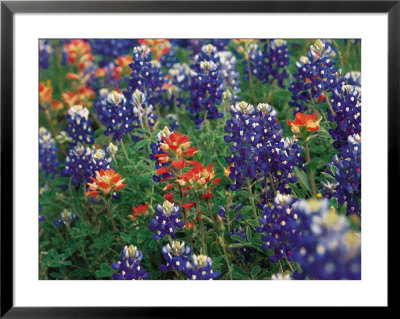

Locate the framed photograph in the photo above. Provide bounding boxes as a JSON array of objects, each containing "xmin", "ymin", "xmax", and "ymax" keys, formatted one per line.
[{"xmin": 1, "ymin": 0, "xmax": 394, "ymax": 316}]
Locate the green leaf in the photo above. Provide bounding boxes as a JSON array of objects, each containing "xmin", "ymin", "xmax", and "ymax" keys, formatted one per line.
[
  {"xmin": 321, "ymin": 172, "xmax": 335, "ymax": 180},
  {"xmin": 95, "ymin": 263, "xmax": 114, "ymax": 278},
  {"xmin": 330, "ymin": 164, "xmax": 338, "ymax": 177},
  {"xmin": 294, "ymin": 167, "xmax": 312, "ymax": 195},
  {"xmin": 232, "ymin": 265, "xmax": 247, "ymax": 279},
  {"xmin": 230, "ymin": 235, "xmax": 248, "ymax": 244},
  {"xmin": 251, "ymin": 265, "xmax": 261, "ymax": 278}
]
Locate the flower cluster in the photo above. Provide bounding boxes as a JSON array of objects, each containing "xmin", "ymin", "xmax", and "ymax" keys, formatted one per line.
[
  {"xmin": 62, "ymin": 39, "xmax": 94, "ymax": 69},
  {"xmin": 65, "ymin": 105, "xmax": 94, "ymax": 146},
  {"xmin": 148, "ymin": 201, "xmax": 186, "ymax": 240},
  {"xmin": 323, "ymin": 134, "xmax": 361, "ymax": 215},
  {"xmin": 160, "ymin": 240, "xmax": 192, "ymax": 272},
  {"xmin": 225, "ymin": 101, "xmax": 305, "ymax": 199},
  {"xmin": 185, "ymin": 254, "xmax": 220, "ymax": 280},
  {"xmin": 216, "ymin": 50, "xmax": 240, "ymax": 100},
  {"xmin": 328, "ymin": 84, "xmax": 361, "ymax": 150},
  {"xmin": 39, "ymin": 127, "xmax": 60, "ymax": 179},
  {"xmin": 244, "ymin": 39, "xmax": 290, "ymax": 88},
  {"xmin": 130, "ymin": 89, "xmax": 158, "ymax": 138},
  {"xmin": 126, "ymin": 45, "xmax": 166, "ymax": 107},
  {"xmin": 39, "ymin": 40, "xmax": 52, "ymax": 69},
  {"xmin": 54, "ymin": 209, "xmax": 77, "ymax": 227},
  {"xmin": 256, "ymin": 194, "xmax": 298, "ymax": 263},
  {"xmin": 130, "ymin": 203, "xmax": 149, "ymax": 220},
  {"xmin": 61, "ymin": 145, "xmax": 112, "ymax": 187},
  {"xmin": 289, "ymin": 39, "xmax": 343, "ymax": 113},
  {"xmin": 90, "ymin": 39, "xmax": 137, "ymax": 66},
  {"xmin": 176, "ymin": 162, "xmax": 221, "ymax": 200},
  {"xmin": 103, "ymin": 90, "xmax": 133, "ymax": 141},
  {"xmin": 150, "ymin": 126, "xmax": 198, "ymax": 182},
  {"xmin": 189, "ymin": 44, "xmax": 224, "ymax": 128},
  {"xmin": 85, "ymin": 169, "xmax": 127, "ymax": 200},
  {"xmin": 290, "ymin": 199, "xmax": 361, "ymax": 279},
  {"xmin": 287, "ymin": 112, "xmax": 322, "ymax": 136},
  {"xmin": 112, "ymin": 245, "xmax": 150, "ymax": 280},
  {"xmin": 39, "ymin": 81, "xmax": 63, "ymax": 110}
]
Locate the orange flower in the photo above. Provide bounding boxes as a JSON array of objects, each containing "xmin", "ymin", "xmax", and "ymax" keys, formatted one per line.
[
  {"xmin": 130, "ymin": 203, "xmax": 149, "ymax": 220},
  {"xmin": 85, "ymin": 169, "xmax": 126, "ymax": 199},
  {"xmin": 138, "ymin": 39, "xmax": 171, "ymax": 60},
  {"xmin": 287, "ymin": 112, "xmax": 322, "ymax": 134},
  {"xmin": 64, "ymin": 40, "xmax": 93, "ymax": 68},
  {"xmin": 39, "ymin": 81, "xmax": 53, "ymax": 104},
  {"xmin": 176, "ymin": 164, "xmax": 219, "ymax": 196},
  {"xmin": 154, "ymin": 129, "xmax": 198, "ymax": 176}
]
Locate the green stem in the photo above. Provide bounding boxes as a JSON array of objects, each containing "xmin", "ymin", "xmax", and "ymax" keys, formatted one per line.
[
  {"xmin": 106, "ymin": 199, "xmax": 126, "ymax": 246},
  {"xmin": 120, "ymin": 139, "xmax": 129, "ymax": 162},
  {"xmin": 304, "ymin": 142, "xmax": 317, "ymax": 198},
  {"xmin": 325, "ymin": 92, "xmax": 336, "ymax": 116},
  {"xmin": 193, "ymin": 191, "xmax": 207, "ymax": 254},
  {"xmin": 247, "ymin": 181, "xmax": 258, "ymax": 220}
]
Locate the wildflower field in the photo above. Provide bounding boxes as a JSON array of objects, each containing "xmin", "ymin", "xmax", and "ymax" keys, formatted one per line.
[{"xmin": 39, "ymin": 39, "xmax": 361, "ymax": 280}]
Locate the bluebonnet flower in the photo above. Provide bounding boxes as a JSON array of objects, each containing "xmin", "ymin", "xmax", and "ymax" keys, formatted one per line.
[
  {"xmin": 189, "ymin": 44, "xmax": 224, "ymax": 128},
  {"xmin": 126, "ymin": 45, "xmax": 166, "ymax": 107},
  {"xmin": 148, "ymin": 201, "xmax": 186, "ymax": 241},
  {"xmin": 216, "ymin": 51, "xmax": 240, "ymax": 100},
  {"xmin": 344, "ymin": 71, "xmax": 361, "ymax": 88},
  {"xmin": 39, "ymin": 127, "xmax": 59, "ymax": 179},
  {"xmin": 290, "ymin": 198, "xmax": 361, "ymax": 279},
  {"xmin": 224, "ymin": 101, "xmax": 305, "ymax": 198},
  {"xmin": 323, "ymin": 134, "xmax": 361, "ymax": 215},
  {"xmin": 130, "ymin": 89, "xmax": 158, "ymax": 138},
  {"xmin": 90, "ymin": 39, "xmax": 136, "ymax": 66},
  {"xmin": 244, "ymin": 40, "xmax": 290, "ymax": 88},
  {"xmin": 160, "ymin": 240, "xmax": 192, "ymax": 273},
  {"xmin": 65, "ymin": 105, "xmax": 94, "ymax": 146},
  {"xmin": 328, "ymin": 84, "xmax": 361, "ymax": 150},
  {"xmin": 289, "ymin": 39, "xmax": 343, "ymax": 114},
  {"xmin": 217, "ymin": 205, "xmax": 226, "ymax": 219},
  {"xmin": 208, "ymin": 39, "xmax": 230, "ymax": 51},
  {"xmin": 267, "ymin": 39, "xmax": 290, "ymax": 88},
  {"xmin": 61, "ymin": 144, "xmax": 112, "ymax": 187},
  {"xmin": 103, "ymin": 90, "xmax": 134, "ymax": 141},
  {"xmin": 112, "ymin": 245, "xmax": 150, "ymax": 280},
  {"xmin": 230, "ymin": 226, "xmax": 256, "ymax": 262},
  {"xmin": 39, "ymin": 39, "xmax": 52, "ymax": 69},
  {"xmin": 39, "ymin": 215, "xmax": 46, "ymax": 222},
  {"xmin": 244, "ymin": 42, "xmax": 266, "ymax": 82},
  {"xmin": 271, "ymin": 272, "xmax": 292, "ymax": 280},
  {"xmin": 166, "ymin": 113, "xmax": 179, "ymax": 130},
  {"xmin": 93, "ymin": 88, "xmax": 112, "ymax": 127},
  {"xmin": 168, "ymin": 63, "xmax": 191, "ymax": 91},
  {"xmin": 54, "ymin": 209, "xmax": 77, "ymax": 227},
  {"xmin": 160, "ymin": 46, "xmax": 179, "ymax": 69},
  {"xmin": 184, "ymin": 254, "xmax": 220, "ymax": 280},
  {"xmin": 256, "ymin": 194, "xmax": 298, "ymax": 262}
]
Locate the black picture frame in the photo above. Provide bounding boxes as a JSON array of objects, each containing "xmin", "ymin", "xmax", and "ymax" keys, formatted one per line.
[{"xmin": 1, "ymin": 0, "xmax": 395, "ymax": 317}]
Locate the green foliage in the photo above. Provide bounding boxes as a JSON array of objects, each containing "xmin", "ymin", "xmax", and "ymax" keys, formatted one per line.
[{"xmin": 39, "ymin": 39, "xmax": 361, "ymax": 280}]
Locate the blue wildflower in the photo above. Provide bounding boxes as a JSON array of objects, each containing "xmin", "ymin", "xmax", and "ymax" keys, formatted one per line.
[
  {"xmin": 39, "ymin": 127, "xmax": 59, "ymax": 179},
  {"xmin": 184, "ymin": 254, "xmax": 220, "ymax": 280},
  {"xmin": 65, "ymin": 105, "xmax": 94, "ymax": 146},
  {"xmin": 160, "ymin": 240, "xmax": 192, "ymax": 273},
  {"xmin": 290, "ymin": 199, "xmax": 361, "ymax": 279},
  {"xmin": 61, "ymin": 144, "xmax": 112, "ymax": 187},
  {"xmin": 39, "ymin": 39, "xmax": 52, "ymax": 69},
  {"xmin": 54, "ymin": 209, "xmax": 77, "ymax": 227},
  {"xmin": 112, "ymin": 245, "xmax": 150, "ymax": 280},
  {"xmin": 256, "ymin": 194, "xmax": 298, "ymax": 262},
  {"xmin": 148, "ymin": 201, "xmax": 186, "ymax": 241}
]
